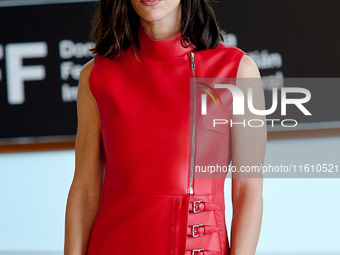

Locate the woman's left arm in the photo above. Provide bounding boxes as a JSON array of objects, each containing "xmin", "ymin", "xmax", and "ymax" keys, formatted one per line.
[{"xmin": 229, "ymin": 54, "xmax": 267, "ymax": 255}]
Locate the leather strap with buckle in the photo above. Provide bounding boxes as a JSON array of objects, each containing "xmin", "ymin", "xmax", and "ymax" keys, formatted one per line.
[
  {"xmin": 187, "ymin": 224, "xmax": 220, "ymax": 237},
  {"xmin": 189, "ymin": 200, "xmax": 220, "ymax": 213},
  {"xmin": 185, "ymin": 249, "xmax": 222, "ymax": 255}
]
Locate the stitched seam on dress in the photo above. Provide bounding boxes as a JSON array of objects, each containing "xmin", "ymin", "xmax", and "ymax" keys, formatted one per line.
[
  {"xmin": 171, "ymin": 197, "xmax": 178, "ymax": 255},
  {"xmin": 137, "ymin": 49, "xmax": 194, "ymax": 60},
  {"xmin": 104, "ymin": 189, "xmax": 188, "ymax": 196},
  {"xmin": 100, "ymin": 119, "xmax": 108, "ymax": 129},
  {"xmin": 187, "ymin": 193, "xmax": 216, "ymax": 196},
  {"xmin": 212, "ymin": 184, "xmax": 223, "ymax": 253}
]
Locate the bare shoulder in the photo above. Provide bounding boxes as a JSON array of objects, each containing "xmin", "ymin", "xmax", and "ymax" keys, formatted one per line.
[
  {"xmin": 234, "ymin": 55, "xmax": 264, "ymax": 113},
  {"xmin": 78, "ymin": 58, "xmax": 95, "ymax": 97},
  {"xmin": 79, "ymin": 58, "xmax": 95, "ymax": 81},
  {"xmin": 77, "ymin": 58, "xmax": 96, "ymax": 104},
  {"xmin": 236, "ymin": 54, "xmax": 261, "ymax": 79}
]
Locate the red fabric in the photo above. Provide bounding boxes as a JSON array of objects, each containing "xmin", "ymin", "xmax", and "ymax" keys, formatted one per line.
[{"xmin": 86, "ymin": 24, "xmax": 247, "ymax": 255}]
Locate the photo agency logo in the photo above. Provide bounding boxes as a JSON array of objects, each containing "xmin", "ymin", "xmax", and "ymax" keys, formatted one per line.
[
  {"xmin": 197, "ymin": 81, "xmax": 223, "ymax": 112},
  {"xmin": 196, "ymin": 78, "xmax": 312, "ymax": 129},
  {"xmin": 195, "ymin": 78, "xmax": 340, "ymax": 178}
]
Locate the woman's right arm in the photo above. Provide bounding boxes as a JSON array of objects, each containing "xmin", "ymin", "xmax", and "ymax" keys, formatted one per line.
[{"xmin": 64, "ymin": 58, "xmax": 105, "ymax": 255}]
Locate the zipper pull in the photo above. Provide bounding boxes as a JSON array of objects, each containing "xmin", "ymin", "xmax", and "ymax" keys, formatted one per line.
[{"xmin": 189, "ymin": 52, "xmax": 195, "ymax": 69}]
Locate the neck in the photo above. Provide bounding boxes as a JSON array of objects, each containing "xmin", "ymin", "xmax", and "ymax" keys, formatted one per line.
[{"xmin": 139, "ymin": 6, "xmax": 182, "ymax": 40}]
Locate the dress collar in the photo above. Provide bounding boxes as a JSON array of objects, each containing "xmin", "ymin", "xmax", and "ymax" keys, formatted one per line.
[{"xmin": 137, "ymin": 24, "xmax": 195, "ymax": 60}]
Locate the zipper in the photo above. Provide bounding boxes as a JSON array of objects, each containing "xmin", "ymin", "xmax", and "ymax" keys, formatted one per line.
[{"xmin": 188, "ymin": 51, "xmax": 196, "ymax": 195}]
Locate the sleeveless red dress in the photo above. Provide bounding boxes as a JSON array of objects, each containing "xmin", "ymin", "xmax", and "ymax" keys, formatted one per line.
[{"xmin": 86, "ymin": 24, "xmax": 247, "ymax": 255}]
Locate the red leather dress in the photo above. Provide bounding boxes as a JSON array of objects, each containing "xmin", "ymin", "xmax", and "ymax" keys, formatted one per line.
[{"xmin": 86, "ymin": 24, "xmax": 247, "ymax": 255}]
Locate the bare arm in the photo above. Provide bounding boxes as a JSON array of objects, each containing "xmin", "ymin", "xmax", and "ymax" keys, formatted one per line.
[
  {"xmin": 229, "ymin": 55, "xmax": 267, "ymax": 255},
  {"xmin": 64, "ymin": 59, "xmax": 105, "ymax": 255}
]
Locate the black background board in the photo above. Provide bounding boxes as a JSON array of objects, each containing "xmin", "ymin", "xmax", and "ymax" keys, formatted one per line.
[{"xmin": 0, "ymin": 0, "xmax": 339, "ymax": 143}]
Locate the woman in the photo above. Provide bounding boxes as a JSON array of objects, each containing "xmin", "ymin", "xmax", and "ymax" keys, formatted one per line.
[{"xmin": 64, "ymin": 0, "xmax": 266, "ymax": 254}]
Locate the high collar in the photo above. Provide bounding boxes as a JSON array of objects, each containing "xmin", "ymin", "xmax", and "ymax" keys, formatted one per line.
[{"xmin": 137, "ymin": 24, "xmax": 194, "ymax": 60}]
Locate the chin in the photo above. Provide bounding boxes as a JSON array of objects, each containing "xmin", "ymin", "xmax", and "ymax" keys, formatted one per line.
[
  {"xmin": 130, "ymin": 0, "xmax": 181, "ymax": 23},
  {"xmin": 139, "ymin": 11, "xmax": 168, "ymax": 23}
]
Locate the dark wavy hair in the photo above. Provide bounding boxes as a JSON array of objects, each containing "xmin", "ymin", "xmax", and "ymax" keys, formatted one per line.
[{"xmin": 90, "ymin": 0, "xmax": 223, "ymax": 59}]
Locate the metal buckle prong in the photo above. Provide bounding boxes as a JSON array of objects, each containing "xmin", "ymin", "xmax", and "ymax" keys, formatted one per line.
[
  {"xmin": 193, "ymin": 200, "xmax": 204, "ymax": 213},
  {"xmin": 192, "ymin": 224, "xmax": 204, "ymax": 237},
  {"xmin": 192, "ymin": 249, "xmax": 204, "ymax": 255}
]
